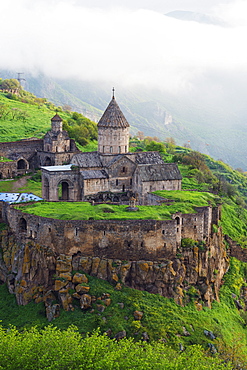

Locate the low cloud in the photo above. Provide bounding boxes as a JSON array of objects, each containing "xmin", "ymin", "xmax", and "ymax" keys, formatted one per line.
[{"xmin": 1, "ymin": 0, "xmax": 247, "ymax": 96}]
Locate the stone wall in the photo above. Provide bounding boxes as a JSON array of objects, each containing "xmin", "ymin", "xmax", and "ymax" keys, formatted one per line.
[
  {"xmin": 0, "ymin": 226, "xmax": 229, "ymax": 308},
  {"xmin": 3, "ymin": 203, "xmax": 219, "ymax": 261},
  {"xmin": 0, "ymin": 140, "xmax": 43, "ymax": 168},
  {"xmin": 0, "ymin": 161, "xmax": 18, "ymax": 179}
]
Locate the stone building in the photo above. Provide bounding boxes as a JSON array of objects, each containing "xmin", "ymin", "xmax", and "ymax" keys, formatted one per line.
[
  {"xmin": 0, "ymin": 115, "xmax": 79, "ymax": 178},
  {"xmin": 41, "ymin": 94, "xmax": 182, "ymax": 204}
]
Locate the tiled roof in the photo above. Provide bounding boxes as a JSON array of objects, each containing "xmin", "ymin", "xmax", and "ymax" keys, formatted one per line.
[
  {"xmin": 97, "ymin": 97, "xmax": 130, "ymax": 128},
  {"xmin": 80, "ymin": 170, "xmax": 108, "ymax": 179},
  {"xmin": 134, "ymin": 152, "xmax": 165, "ymax": 165},
  {"xmin": 71, "ymin": 152, "xmax": 103, "ymax": 168},
  {"xmin": 137, "ymin": 164, "xmax": 182, "ymax": 182}
]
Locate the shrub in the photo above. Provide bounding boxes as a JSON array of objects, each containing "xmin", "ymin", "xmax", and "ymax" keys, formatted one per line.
[{"xmin": 181, "ymin": 238, "xmax": 196, "ymax": 249}]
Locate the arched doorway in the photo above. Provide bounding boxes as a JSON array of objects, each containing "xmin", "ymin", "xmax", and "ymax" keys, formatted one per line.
[
  {"xmin": 44, "ymin": 157, "xmax": 52, "ymax": 166},
  {"xmin": 58, "ymin": 181, "xmax": 70, "ymax": 200},
  {"xmin": 17, "ymin": 159, "xmax": 26, "ymax": 170},
  {"xmin": 19, "ymin": 218, "xmax": 27, "ymax": 233}
]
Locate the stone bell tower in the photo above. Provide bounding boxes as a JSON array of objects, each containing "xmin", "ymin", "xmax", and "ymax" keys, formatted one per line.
[{"xmin": 97, "ymin": 90, "xmax": 130, "ymax": 155}]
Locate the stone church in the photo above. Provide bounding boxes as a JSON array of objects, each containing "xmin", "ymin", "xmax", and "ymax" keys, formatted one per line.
[{"xmin": 41, "ymin": 94, "xmax": 182, "ymax": 205}]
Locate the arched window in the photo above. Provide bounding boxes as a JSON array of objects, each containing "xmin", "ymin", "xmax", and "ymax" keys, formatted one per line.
[
  {"xmin": 19, "ymin": 218, "xmax": 27, "ymax": 233},
  {"xmin": 17, "ymin": 159, "xmax": 26, "ymax": 170},
  {"xmin": 44, "ymin": 157, "xmax": 52, "ymax": 166}
]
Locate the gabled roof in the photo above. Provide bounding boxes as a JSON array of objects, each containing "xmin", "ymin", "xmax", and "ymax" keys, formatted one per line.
[
  {"xmin": 80, "ymin": 170, "xmax": 108, "ymax": 179},
  {"xmin": 134, "ymin": 152, "xmax": 165, "ymax": 165},
  {"xmin": 71, "ymin": 152, "xmax": 103, "ymax": 168},
  {"xmin": 105, "ymin": 154, "xmax": 136, "ymax": 168},
  {"xmin": 136, "ymin": 163, "xmax": 182, "ymax": 182},
  {"xmin": 97, "ymin": 97, "xmax": 130, "ymax": 128}
]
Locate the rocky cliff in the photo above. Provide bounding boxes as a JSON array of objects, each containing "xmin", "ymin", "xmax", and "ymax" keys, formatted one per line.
[{"xmin": 0, "ymin": 225, "xmax": 229, "ymax": 318}]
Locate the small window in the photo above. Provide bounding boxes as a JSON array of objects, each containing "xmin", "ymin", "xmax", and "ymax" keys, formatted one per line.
[
  {"xmin": 177, "ymin": 228, "xmax": 179, "ymax": 232},
  {"xmin": 130, "ymin": 179, "xmax": 132, "ymax": 186},
  {"xmin": 110, "ymin": 146, "xmax": 113, "ymax": 153},
  {"xmin": 122, "ymin": 166, "xmax": 126, "ymax": 173},
  {"xmin": 48, "ymin": 227, "xmax": 51, "ymax": 233},
  {"xmin": 116, "ymin": 179, "xmax": 118, "ymax": 186},
  {"xmin": 162, "ymin": 230, "xmax": 165, "ymax": 235},
  {"xmin": 119, "ymin": 146, "xmax": 121, "ymax": 153},
  {"xmin": 125, "ymin": 146, "xmax": 127, "ymax": 153},
  {"xmin": 103, "ymin": 230, "xmax": 106, "ymax": 236},
  {"xmin": 164, "ymin": 243, "xmax": 167, "ymax": 248},
  {"xmin": 103, "ymin": 146, "xmax": 105, "ymax": 153}
]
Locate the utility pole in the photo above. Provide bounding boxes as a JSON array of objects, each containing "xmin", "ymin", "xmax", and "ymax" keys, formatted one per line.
[{"xmin": 17, "ymin": 72, "xmax": 26, "ymax": 86}]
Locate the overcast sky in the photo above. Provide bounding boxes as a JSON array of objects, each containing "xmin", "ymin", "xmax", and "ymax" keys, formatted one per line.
[{"xmin": 1, "ymin": 0, "xmax": 247, "ymax": 97}]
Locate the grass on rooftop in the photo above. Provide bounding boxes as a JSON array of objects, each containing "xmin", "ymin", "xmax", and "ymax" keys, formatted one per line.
[{"xmin": 15, "ymin": 190, "xmax": 218, "ymax": 221}]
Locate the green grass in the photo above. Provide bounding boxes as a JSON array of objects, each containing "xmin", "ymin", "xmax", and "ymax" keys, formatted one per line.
[
  {"xmin": 15, "ymin": 191, "xmax": 218, "ymax": 220},
  {"xmin": 0, "ymin": 176, "xmax": 42, "ymax": 197},
  {"xmin": 0, "ymin": 257, "xmax": 247, "ymax": 359},
  {"xmin": 0, "ymin": 92, "xmax": 71, "ymax": 142}
]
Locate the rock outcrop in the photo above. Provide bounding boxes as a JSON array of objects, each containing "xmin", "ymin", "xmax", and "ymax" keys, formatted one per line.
[{"xmin": 0, "ymin": 225, "xmax": 229, "ymax": 310}]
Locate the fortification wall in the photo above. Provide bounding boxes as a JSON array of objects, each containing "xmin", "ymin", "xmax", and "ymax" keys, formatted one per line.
[
  {"xmin": 0, "ymin": 139, "xmax": 43, "ymax": 158},
  {"xmin": 0, "ymin": 226, "xmax": 229, "ymax": 309},
  {"xmin": 3, "ymin": 203, "xmax": 219, "ymax": 262},
  {"xmin": 0, "ymin": 161, "xmax": 17, "ymax": 179}
]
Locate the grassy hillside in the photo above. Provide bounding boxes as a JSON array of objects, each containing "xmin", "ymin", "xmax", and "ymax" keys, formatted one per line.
[
  {"xmin": 1, "ymin": 86, "xmax": 247, "ymax": 366},
  {"xmin": 0, "ymin": 92, "xmax": 67, "ymax": 142},
  {"xmin": 0, "ymin": 258, "xmax": 247, "ymax": 367}
]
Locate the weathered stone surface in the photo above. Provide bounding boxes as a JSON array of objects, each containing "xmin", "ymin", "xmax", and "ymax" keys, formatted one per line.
[
  {"xmin": 46, "ymin": 303, "xmax": 60, "ymax": 322},
  {"xmin": 134, "ymin": 311, "xmax": 143, "ymax": 320},
  {"xmin": 72, "ymin": 273, "xmax": 88, "ymax": 284},
  {"xmin": 97, "ymin": 304, "xmax": 105, "ymax": 313},
  {"xmin": 54, "ymin": 279, "xmax": 67, "ymax": 291},
  {"xmin": 80, "ymin": 294, "xmax": 92, "ymax": 310},
  {"xmin": 58, "ymin": 292, "xmax": 73, "ymax": 311},
  {"xmin": 0, "ymin": 213, "xmax": 230, "ymax": 310},
  {"xmin": 56, "ymin": 255, "xmax": 72, "ymax": 273},
  {"xmin": 75, "ymin": 285, "xmax": 90, "ymax": 294},
  {"xmin": 59, "ymin": 272, "xmax": 72, "ymax": 281},
  {"xmin": 114, "ymin": 330, "xmax": 126, "ymax": 340},
  {"xmin": 102, "ymin": 298, "xmax": 111, "ymax": 306}
]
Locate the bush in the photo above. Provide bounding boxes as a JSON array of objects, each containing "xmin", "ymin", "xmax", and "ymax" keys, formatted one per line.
[{"xmin": 181, "ymin": 238, "xmax": 196, "ymax": 249}]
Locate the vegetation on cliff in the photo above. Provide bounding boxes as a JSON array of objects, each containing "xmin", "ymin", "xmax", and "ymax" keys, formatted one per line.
[
  {"xmin": 0, "ymin": 326, "xmax": 231, "ymax": 370},
  {"xmin": 2, "ymin": 84, "xmax": 247, "ymax": 368}
]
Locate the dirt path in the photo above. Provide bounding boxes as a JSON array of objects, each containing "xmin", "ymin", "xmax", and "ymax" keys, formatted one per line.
[{"xmin": 11, "ymin": 176, "xmax": 31, "ymax": 191}]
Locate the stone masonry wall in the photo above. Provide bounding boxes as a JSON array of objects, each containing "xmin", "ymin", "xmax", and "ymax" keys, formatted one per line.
[{"xmin": 0, "ymin": 226, "xmax": 229, "ymax": 308}]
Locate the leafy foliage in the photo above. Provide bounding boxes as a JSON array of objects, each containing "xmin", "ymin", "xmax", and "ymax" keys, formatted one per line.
[{"xmin": 0, "ymin": 325, "xmax": 231, "ymax": 370}]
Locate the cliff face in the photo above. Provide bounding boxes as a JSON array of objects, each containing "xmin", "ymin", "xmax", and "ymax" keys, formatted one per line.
[{"xmin": 0, "ymin": 226, "xmax": 229, "ymax": 310}]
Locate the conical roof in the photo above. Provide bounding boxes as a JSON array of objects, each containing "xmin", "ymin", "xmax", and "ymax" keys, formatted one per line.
[
  {"xmin": 51, "ymin": 114, "xmax": 62, "ymax": 121},
  {"xmin": 97, "ymin": 96, "xmax": 129, "ymax": 128}
]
